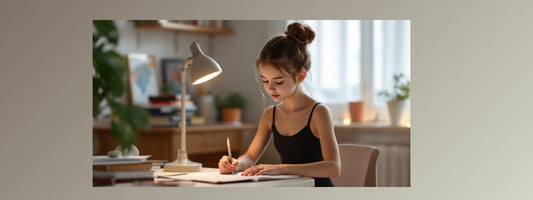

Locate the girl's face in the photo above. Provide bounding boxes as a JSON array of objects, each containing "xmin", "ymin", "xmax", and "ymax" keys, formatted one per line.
[{"xmin": 259, "ymin": 63, "xmax": 297, "ymax": 102}]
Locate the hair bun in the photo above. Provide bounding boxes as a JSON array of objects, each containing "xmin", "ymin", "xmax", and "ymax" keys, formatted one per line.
[{"xmin": 285, "ymin": 22, "xmax": 315, "ymax": 45}]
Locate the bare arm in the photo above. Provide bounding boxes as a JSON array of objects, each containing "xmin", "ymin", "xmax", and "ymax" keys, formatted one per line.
[
  {"xmin": 241, "ymin": 107, "xmax": 274, "ymax": 163},
  {"xmin": 219, "ymin": 107, "xmax": 274, "ymax": 173}
]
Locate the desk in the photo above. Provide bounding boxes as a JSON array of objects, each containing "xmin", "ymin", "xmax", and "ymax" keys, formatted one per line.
[
  {"xmin": 93, "ymin": 123, "xmax": 257, "ymax": 168},
  {"xmin": 152, "ymin": 168, "xmax": 314, "ymax": 187}
]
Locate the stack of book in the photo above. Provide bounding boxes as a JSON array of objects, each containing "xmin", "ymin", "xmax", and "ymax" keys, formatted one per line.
[
  {"xmin": 146, "ymin": 95, "xmax": 197, "ymax": 127},
  {"xmin": 92, "ymin": 155, "xmax": 154, "ymax": 186}
]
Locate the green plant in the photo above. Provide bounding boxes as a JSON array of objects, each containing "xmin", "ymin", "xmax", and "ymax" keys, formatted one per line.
[
  {"xmin": 93, "ymin": 20, "xmax": 150, "ymax": 154},
  {"xmin": 378, "ymin": 73, "xmax": 411, "ymax": 101},
  {"xmin": 161, "ymin": 83, "xmax": 173, "ymax": 95},
  {"xmin": 215, "ymin": 92, "xmax": 247, "ymax": 110}
]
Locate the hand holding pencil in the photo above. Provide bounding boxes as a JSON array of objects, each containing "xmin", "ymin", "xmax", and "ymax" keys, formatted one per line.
[{"xmin": 218, "ymin": 137, "xmax": 238, "ymax": 174}]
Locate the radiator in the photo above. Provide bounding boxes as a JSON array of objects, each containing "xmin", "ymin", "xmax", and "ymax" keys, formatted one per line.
[{"xmin": 375, "ymin": 144, "xmax": 410, "ymax": 187}]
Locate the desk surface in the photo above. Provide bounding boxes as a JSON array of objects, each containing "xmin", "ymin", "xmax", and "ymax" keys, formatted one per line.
[{"xmin": 153, "ymin": 168, "xmax": 314, "ymax": 187}]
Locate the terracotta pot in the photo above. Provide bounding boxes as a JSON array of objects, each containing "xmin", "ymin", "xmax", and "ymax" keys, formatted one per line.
[
  {"xmin": 349, "ymin": 101, "xmax": 365, "ymax": 123},
  {"xmin": 222, "ymin": 108, "xmax": 242, "ymax": 122}
]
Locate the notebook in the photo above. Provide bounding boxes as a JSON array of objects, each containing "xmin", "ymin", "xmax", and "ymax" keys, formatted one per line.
[{"xmin": 158, "ymin": 171, "xmax": 300, "ymax": 184}]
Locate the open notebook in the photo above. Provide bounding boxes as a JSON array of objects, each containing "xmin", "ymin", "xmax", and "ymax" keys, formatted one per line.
[{"xmin": 159, "ymin": 171, "xmax": 300, "ymax": 184}]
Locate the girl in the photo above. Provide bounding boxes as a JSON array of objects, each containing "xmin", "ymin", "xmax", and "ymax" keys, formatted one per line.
[{"xmin": 218, "ymin": 22, "xmax": 341, "ymax": 187}]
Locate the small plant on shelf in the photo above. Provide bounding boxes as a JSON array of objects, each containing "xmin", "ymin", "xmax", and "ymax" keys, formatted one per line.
[
  {"xmin": 377, "ymin": 73, "xmax": 410, "ymax": 126},
  {"xmin": 160, "ymin": 83, "xmax": 173, "ymax": 96},
  {"xmin": 215, "ymin": 92, "xmax": 247, "ymax": 123},
  {"xmin": 378, "ymin": 73, "xmax": 410, "ymax": 101}
]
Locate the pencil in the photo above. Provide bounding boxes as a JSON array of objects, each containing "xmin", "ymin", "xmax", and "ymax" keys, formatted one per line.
[{"xmin": 226, "ymin": 136, "xmax": 234, "ymax": 174}]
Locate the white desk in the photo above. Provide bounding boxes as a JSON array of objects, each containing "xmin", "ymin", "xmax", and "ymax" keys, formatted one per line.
[{"xmin": 153, "ymin": 168, "xmax": 314, "ymax": 187}]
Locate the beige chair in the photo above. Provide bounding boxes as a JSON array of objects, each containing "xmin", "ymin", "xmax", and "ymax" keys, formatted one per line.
[{"xmin": 331, "ymin": 144, "xmax": 380, "ymax": 187}]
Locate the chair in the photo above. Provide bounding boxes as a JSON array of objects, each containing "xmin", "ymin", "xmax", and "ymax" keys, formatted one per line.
[{"xmin": 331, "ymin": 144, "xmax": 380, "ymax": 187}]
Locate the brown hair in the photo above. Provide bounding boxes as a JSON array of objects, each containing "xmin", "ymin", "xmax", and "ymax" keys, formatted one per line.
[{"xmin": 256, "ymin": 22, "xmax": 316, "ymax": 80}]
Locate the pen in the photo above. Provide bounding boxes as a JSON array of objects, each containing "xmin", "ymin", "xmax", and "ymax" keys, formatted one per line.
[{"xmin": 226, "ymin": 136, "xmax": 234, "ymax": 174}]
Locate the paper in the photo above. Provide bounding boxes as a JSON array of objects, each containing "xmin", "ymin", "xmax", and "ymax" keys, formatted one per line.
[{"xmin": 159, "ymin": 171, "xmax": 300, "ymax": 184}]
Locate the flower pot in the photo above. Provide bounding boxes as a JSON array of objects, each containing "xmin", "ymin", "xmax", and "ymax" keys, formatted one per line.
[
  {"xmin": 387, "ymin": 101, "xmax": 406, "ymax": 126},
  {"xmin": 349, "ymin": 101, "xmax": 365, "ymax": 123},
  {"xmin": 222, "ymin": 107, "xmax": 242, "ymax": 123},
  {"xmin": 114, "ymin": 144, "xmax": 140, "ymax": 156}
]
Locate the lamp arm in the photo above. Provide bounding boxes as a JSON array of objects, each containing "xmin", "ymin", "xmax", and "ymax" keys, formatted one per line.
[{"xmin": 178, "ymin": 57, "xmax": 193, "ymax": 163}]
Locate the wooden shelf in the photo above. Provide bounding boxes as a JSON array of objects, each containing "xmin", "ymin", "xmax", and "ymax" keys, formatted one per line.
[{"xmin": 135, "ymin": 21, "xmax": 233, "ymax": 35}]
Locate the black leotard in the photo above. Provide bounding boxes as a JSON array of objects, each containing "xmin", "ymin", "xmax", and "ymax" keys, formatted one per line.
[{"xmin": 272, "ymin": 103, "xmax": 334, "ymax": 187}]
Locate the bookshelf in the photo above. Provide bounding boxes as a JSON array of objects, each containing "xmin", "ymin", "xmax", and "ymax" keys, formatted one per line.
[{"xmin": 135, "ymin": 20, "xmax": 233, "ymax": 35}]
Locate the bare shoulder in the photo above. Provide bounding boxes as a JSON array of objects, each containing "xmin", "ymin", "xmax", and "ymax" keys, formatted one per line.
[
  {"xmin": 310, "ymin": 103, "xmax": 334, "ymax": 134},
  {"xmin": 311, "ymin": 104, "xmax": 332, "ymax": 127},
  {"xmin": 258, "ymin": 105, "xmax": 276, "ymax": 129},
  {"xmin": 313, "ymin": 103, "xmax": 332, "ymax": 118},
  {"xmin": 261, "ymin": 105, "xmax": 276, "ymax": 119}
]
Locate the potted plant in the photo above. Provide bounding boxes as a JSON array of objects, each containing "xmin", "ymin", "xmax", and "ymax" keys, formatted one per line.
[
  {"xmin": 215, "ymin": 92, "xmax": 247, "ymax": 123},
  {"xmin": 160, "ymin": 83, "xmax": 173, "ymax": 96},
  {"xmin": 378, "ymin": 73, "xmax": 410, "ymax": 126},
  {"xmin": 93, "ymin": 20, "xmax": 150, "ymax": 155}
]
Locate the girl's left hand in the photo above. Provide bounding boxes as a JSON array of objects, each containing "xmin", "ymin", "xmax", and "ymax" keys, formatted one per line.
[{"xmin": 241, "ymin": 164, "xmax": 282, "ymax": 176}]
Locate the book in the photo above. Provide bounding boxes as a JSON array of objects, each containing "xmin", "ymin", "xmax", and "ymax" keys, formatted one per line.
[
  {"xmin": 93, "ymin": 177, "xmax": 154, "ymax": 186},
  {"xmin": 149, "ymin": 95, "xmax": 177, "ymax": 102},
  {"xmin": 150, "ymin": 115, "xmax": 180, "ymax": 122},
  {"xmin": 144, "ymin": 160, "xmax": 168, "ymax": 169},
  {"xmin": 149, "ymin": 101, "xmax": 179, "ymax": 106},
  {"xmin": 93, "ymin": 162, "xmax": 153, "ymax": 171},
  {"xmin": 93, "ymin": 155, "xmax": 151, "ymax": 165},
  {"xmin": 144, "ymin": 105, "xmax": 197, "ymax": 116},
  {"xmin": 93, "ymin": 169, "xmax": 154, "ymax": 179},
  {"xmin": 158, "ymin": 171, "xmax": 300, "ymax": 184}
]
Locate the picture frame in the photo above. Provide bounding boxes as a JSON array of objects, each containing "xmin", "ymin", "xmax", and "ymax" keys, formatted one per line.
[
  {"xmin": 126, "ymin": 53, "xmax": 159, "ymax": 106},
  {"xmin": 161, "ymin": 58, "xmax": 190, "ymax": 96}
]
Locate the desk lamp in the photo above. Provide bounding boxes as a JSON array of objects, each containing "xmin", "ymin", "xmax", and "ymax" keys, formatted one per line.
[{"xmin": 164, "ymin": 42, "xmax": 222, "ymax": 172}]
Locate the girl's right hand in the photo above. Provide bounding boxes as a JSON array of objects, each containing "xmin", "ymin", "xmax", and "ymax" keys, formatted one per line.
[{"xmin": 218, "ymin": 155, "xmax": 238, "ymax": 174}]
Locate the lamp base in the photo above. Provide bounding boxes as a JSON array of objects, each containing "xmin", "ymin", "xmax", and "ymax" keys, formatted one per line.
[{"xmin": 164, "ymin": 159, "xmax": 202, "ymax": 172}]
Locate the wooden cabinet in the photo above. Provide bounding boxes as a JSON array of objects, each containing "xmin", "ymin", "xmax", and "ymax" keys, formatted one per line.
[{"xmin": 93, "ymin": 124, "xmax": 256, "ymax": 168}]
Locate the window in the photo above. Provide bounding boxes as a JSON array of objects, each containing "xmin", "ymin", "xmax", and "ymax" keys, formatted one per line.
[{"xmin": 290, "ymin": 20, "xmax": 410, "ymax": 121}]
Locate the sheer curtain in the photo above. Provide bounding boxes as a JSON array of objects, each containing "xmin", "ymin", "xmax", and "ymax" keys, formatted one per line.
[{"xmin": 292, "ymin": 20, "xmax": 410, "ymax": 122}]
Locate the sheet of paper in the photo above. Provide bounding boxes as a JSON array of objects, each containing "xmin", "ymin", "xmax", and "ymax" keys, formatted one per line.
[{"xmin": 159, "ymin": 171, "xmax": 300, "ymax": 184}]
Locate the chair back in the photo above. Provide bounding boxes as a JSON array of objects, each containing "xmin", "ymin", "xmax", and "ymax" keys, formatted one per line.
[{"xmin": 331, "ymin": 144, "xmax": 379, "ymax": 187}]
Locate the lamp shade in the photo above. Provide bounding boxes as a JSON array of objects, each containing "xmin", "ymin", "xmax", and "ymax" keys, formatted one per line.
[{"xmin": 189, "ymin": 42, "xmax": 222, "ymax": 85}]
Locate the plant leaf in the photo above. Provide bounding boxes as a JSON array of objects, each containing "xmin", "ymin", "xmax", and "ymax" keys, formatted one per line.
[{"xmin": 93, "ymin": 20, "xmax": 118, "ymax": 46}]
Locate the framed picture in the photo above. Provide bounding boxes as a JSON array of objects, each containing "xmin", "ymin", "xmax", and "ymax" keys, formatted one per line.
[
  {"xmin": 161, "ymin": 58, "xmax": 190, "ymax": 96},
  {"xmin": 126, "ymin": 53, "xmax": 159, "ymax": 106}
]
